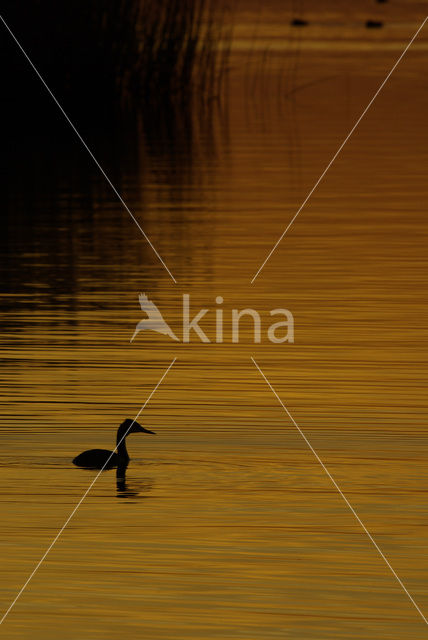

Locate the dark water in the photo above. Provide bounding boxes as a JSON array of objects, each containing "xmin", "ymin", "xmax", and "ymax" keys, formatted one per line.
[{"xmin": 1, "ymin": 3, "xmax": 428, "ymax": 638}]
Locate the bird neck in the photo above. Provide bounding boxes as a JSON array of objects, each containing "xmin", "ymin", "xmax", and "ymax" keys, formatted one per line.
[{"xmin": 116, "ymin": 429, "xmax": 130, "ymax": 460}]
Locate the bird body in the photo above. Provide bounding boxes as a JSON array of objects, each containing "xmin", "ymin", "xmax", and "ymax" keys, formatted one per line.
[
  {"xmin": 130, "ymin": 293, "xmax": 179, "ymax": 342},
  {"xmin": 72, "ymin": 419, "xmax": 155, "ymax": 470},
  {"xmin": 72, "ymin": 448, "xmax": 121, "ymax": 469}
]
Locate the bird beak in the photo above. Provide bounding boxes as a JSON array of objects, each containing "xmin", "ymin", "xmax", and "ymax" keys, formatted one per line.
[{"xmin": 140, "ymin": 427, "xmax": 155, "ymax": 434}]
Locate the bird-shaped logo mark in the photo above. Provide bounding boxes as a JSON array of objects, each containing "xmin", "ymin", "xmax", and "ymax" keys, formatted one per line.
[{"xmin": 130, "ymin": 293, "xmax": 179, "ymax": 342}]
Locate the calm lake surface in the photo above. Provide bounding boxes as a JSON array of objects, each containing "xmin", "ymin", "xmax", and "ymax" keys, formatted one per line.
[{"xmin": 2, "ymin": 2, "xmax": 428, "ymax": 638}]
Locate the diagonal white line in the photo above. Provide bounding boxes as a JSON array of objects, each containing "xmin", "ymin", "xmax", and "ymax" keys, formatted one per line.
[
  {"xmin": 0, "ymin": 357, "xmax": 177, "ymax": 626},
  {"xmin": 251, "ymin": 16, "xmax": 428, "ymax": 283},
  {"xmin": 251, "ymin": 356, "xmax": 428, "ymax": 626},
  {"xmin": 0, "ymin": 14, "xmax": 177, "ymax": 284}
]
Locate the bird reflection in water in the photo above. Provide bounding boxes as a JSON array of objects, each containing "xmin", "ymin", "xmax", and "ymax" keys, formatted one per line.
[{"xmin": 116, "ymin": 462, "xmax": 153, "ymax": 499}]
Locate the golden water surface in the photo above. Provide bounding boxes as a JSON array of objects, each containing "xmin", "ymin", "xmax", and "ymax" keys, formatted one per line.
[{"xmin": 1, "ymin": 3, "xmax": 428, "ymax": 638}]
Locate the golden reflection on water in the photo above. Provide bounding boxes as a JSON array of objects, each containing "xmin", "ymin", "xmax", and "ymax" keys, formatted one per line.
[{"xmin": 2, "ymin": 7, "xmax": 428, "ymax": 639}]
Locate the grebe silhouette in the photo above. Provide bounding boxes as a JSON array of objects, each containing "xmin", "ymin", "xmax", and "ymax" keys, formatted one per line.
[{"xmin": 72, "ymin": 419, "xmax": 155, "ymax": 470}]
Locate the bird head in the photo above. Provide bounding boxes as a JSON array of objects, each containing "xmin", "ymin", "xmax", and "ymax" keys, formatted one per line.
[{"xmin": 120, "ymin": 418, "xmax": 156, "ymax": 435}]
